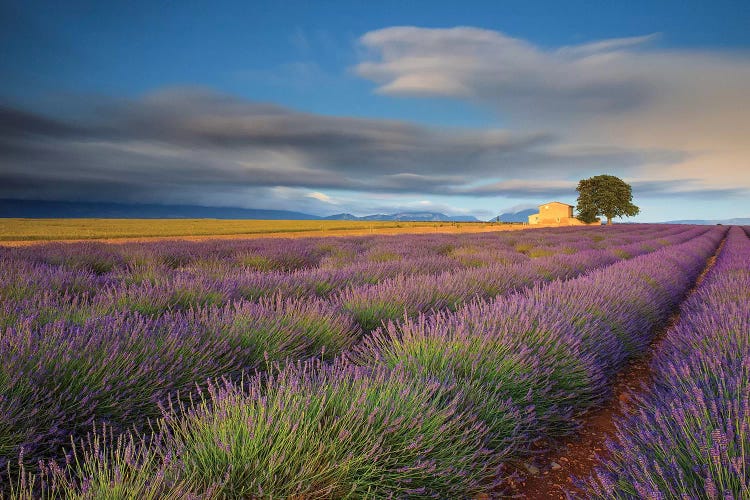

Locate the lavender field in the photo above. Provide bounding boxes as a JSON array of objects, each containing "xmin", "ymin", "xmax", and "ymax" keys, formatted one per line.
[
  {"xmin": 580, "ymin": 226, "xmax": 750, "ymax": 498},
  {"xmin": 1, "ymin": 224, "xmax": 747, "ymax": 498}
]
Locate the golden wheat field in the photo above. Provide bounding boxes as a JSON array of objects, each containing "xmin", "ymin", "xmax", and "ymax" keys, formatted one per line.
[{"xmin": 0, "ymin": 218, "xmax": 517, "ymax": 243}]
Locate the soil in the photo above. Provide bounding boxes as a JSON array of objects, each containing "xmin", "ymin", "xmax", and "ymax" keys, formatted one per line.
[{"xmin": 503, "ymin": 233, "xmax": 726, "ymax": 499}]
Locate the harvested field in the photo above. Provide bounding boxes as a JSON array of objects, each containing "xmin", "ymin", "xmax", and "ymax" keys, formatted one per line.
[{"xmin": 0, "ymin": 218, "xmax": 515, "ymax": 244}]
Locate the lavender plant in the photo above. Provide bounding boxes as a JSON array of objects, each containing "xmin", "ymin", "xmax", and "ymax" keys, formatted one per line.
[
  {"xmin": 578, "ymin": 226, "xmax": 750, "ymax": 498},
  {"xmin": 354, "ymin": 228, "xmax": 723, "ymax": 465},
  {"xmin": 156, "ymin": 359, "xmax": 502, "ymax": 498},
  {"xmin": 0, "ymin": 296, "xmax": 359, "ymax": 472}
]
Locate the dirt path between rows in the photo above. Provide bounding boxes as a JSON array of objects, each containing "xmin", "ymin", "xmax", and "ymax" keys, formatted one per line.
[
  {"xmin": 0, "ymin": 225, "xmax": 528, "ymax": 247},
  {"xmin": 505, "ymin": 233, "xmax": 727, "ymax": 499}
]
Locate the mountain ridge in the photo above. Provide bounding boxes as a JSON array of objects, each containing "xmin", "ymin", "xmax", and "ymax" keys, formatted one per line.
[
  {"xmin": 0, "ymin": 200, "xmax": 480, "ymax": 222},
  {"xmin": 492, "ymin": 208, "xmax": 537, "ymax": 223}
]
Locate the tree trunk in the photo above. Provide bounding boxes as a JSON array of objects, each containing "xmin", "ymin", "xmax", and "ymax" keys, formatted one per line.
[{"xmin": 606, "ymin": 217, "xmax": 612, "ymax": 225}]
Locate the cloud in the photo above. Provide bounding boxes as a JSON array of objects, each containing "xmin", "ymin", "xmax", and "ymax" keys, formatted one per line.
[
  {"xmin": 497, "ymin": 202, "xmax": 538, "ymax": 214},
  {"xmin": 455, "ymin": 177, "xmax": 749, "ymax": 200},
  {"xmin": 305, "ymin": 191, "xmax": 338, "ymax": 204},
  {"xmin": 3, "ymin": 26, "xmax": 748, "ymax": 218},
  {"xmin": 557, "ymin": 34, "xmax": 660, "ymax": 56},
  {"xmin": 359, "ymin": 198, "xmax": 490, "ymax": 218},
  {"xmin": 0, "ymin": 105, "xmax": 83, "ymax": 138},
  {"xmin": 457, "ymin": 179, "xmax": 577, "ymax": 198},
  {"xmin": 0, "ymin": 88, "xmax": 678, "ymax": 209},
  {"xmin": 356, "ymin": 27, "xmax": 750, "ymax": 195},
  {"xmin": 629, "ymin": 179, "xmax": 748, "ymax": 199},
  {"xmin": 357, "ymin": 27, "xmax": 658, "ymax": 115}
]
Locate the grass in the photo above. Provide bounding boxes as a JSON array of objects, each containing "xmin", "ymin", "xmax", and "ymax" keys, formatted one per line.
[{"xmin": 0, "ymin": 219, "xmax": 504, "ymax": 242}]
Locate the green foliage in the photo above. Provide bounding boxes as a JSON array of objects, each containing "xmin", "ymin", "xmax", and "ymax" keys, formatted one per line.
[
  {"xmin": 239, "ymin": 254, "xmax": 274, "ymax": 271},
  {"xmin": 527, "ymin": 248, "xmax": 555, "ymax": 258},
  {"xmin": 9, "ymin": 427, "xmax": 192, "ymax": 500},
  {"xmin": 575, "ymin": 174, "xmax": 640, "ymax": 225},
  {"xmin": 367, "ymin": 251, "xmax": 401, "ymax": 263},
  {"xmin": 342, "ymin": 299, "xmax": 406, "ymax": 332},
  {"xmin": 162, "ymin": 364, "xmax": 496, "ymax": 498},
  {"xmin": 514, "ymin": 242, "xmax": 534, "ymax": 254}
]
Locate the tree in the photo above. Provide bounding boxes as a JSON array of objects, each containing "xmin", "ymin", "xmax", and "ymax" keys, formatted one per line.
[{"xmin": 576, "ymin": 174, "xmax": 639, "ymax": 225}]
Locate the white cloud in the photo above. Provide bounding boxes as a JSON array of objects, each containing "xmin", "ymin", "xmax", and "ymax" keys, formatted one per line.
[
  {"xmin": 557, "ymin": 34, "xmax": 659, "ymax": 56},
  {"xmin": 356, "ymin": 27, "xmax": 750, "ymax": 194},
  {"xmin": 356, "ymin": 27, "xmax": 656, "ymax": 114},
  {"xmin": 305, "ymin": 191, "xmax": 338, "ymax": 204}
]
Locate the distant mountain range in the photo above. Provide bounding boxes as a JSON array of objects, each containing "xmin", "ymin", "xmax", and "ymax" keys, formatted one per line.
[
  {"xmin": 0, "ymin": 199, "xmax": 480, "ymax": 222},
  {"xmin": 492, "ymin": 208, "xmax": 537, "ymax": 223},
  {"xmin": 663, "ymin": 218, "xmax": 750, "ymax": 225},
  {"xmin": 324, "ymin": 212, "xmax": 479, "ymax": 222},
  {"xmin": 3, "ymin": 199, "xmax": 743, "ymax": 225}
]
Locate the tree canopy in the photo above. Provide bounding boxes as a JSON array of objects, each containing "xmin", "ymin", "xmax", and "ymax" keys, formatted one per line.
[{"xmin": 576, "ymin": 175, "xmax": 639, "ymax": 225}]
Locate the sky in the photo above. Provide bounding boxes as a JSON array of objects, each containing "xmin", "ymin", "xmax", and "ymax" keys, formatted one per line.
[{"xmin": 1, "ymin": 0, "xmax": 749, "ymax": 221}]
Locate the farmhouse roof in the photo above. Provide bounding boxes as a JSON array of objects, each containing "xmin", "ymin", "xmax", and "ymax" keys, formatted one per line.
[{"xmin": 538, "ymin": 201, "xmax": 573, "ymax": 207}]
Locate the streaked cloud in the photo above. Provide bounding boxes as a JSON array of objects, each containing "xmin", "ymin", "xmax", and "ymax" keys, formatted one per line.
[
  {"xmin": 456, "ymin": 179, "xmax": 577, "ymax": 197},
  {"xmin": 305, "ymin": 191, "xmax": 338, "ymax": 204},
  {"xmin": 0, "ymin": 88, "xmax": 681, "ymax": 210},
  {"xmin": 455, "ymin": 178, "xmax": 748, "ymax": 201}
]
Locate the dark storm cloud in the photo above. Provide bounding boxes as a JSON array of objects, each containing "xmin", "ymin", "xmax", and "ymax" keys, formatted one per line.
[
  {"xmin": 0, "ymin": 88, "xmax": 683, "ymax": 205},
  {"xmin": 456, "ymin": 180, "xmax": 577, "ymax": 198},
  {"xmin": 0, "ymin": 106, "xmax": 84, "ymax": 139}
]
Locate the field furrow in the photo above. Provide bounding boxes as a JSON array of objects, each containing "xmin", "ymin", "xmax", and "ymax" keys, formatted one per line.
[{"xmin": 577, "ymin": 226, "xmax": 749, "ymax": 498}]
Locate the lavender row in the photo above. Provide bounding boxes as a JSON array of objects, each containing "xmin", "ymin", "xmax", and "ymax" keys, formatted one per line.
[
  {"xmin": 0, "ymin": 225, "xmax": 689, "ymax": 307},
  {"xmin": 0, "ymin": 225, "xmax": 680, "ymax": 276},
  {"xmin": 0, "ymin": 229, "xmax": 541, "ymax": 274},
  {"xmin": 9, "ymin": 360, "xmax": 505, "ymax": 499},
  {"xmin": 90, "ymin": 224, "xmax": 697, "ymax": 324},
  {"xmin": 351, "ymin": 227, "xmax": 724, "ymax": 461},
  {"xmin": 0, "ymin": 296, "xmax": 361, "ymax": 474},
  {"xmin": 0, "ymin": 226, "xmax": 699, "ymax": 333},
  {"xmin": 579, "ymin": 226, "xmax": 749, "ymax": 498},
  {"xmin": 5, "ymin": 228, "xmax": 724, "ymax": 498},
  {"xmin": 0, "ymin": 226, "xmax": 708, "ymax": 476},
  {"xmin": 337, "ymin": 225, "xmax": 706, "ymax": 331}
]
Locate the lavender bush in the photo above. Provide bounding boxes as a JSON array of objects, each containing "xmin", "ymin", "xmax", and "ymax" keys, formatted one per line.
[
  {"xmin": 338, "ymin": 226, "xmax": 707, "ymax": 331},
  {"xmin": 0, "ymin": 296, "xmax": 360, "ymax": 473},
  {"xmin": 9, "ymin": 360, "xmax": 503, "ymax": 498},
  {"xmin": 162, "ymin": 359, "xmax": 502, "ymax": 498},
  {"xmin": 579, "ymin": 226, "xmax": 750, "ymax": 499},
  {"xmin": 353, "ymin": 228, "xmax": 723, "ymax": 461}
]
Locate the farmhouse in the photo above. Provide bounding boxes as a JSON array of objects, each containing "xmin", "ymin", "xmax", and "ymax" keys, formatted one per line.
[{"xmin": 527, "ymin": 201, "xmax": 597, "ymax": 226}]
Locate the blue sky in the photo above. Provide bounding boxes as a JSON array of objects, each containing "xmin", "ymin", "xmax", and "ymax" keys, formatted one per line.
[{"xmin": 1, "ymin": 0, "xmax": 749, "ymax": 220}]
